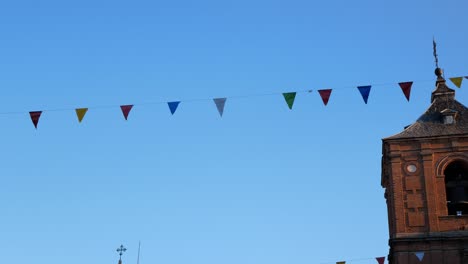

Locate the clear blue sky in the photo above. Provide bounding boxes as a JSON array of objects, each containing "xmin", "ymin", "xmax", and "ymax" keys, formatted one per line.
[{"xmin": 0, "ymin": 0, "xmax": 467, "ymax": 263}]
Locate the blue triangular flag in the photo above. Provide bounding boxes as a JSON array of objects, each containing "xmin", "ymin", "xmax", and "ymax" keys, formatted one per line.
[
  {"xmin": 357, "ymin": 85, "xmax": 372, "ymax": 104},
  {"xmin": 213, "ymin": 98, "xmax": 227, "ymax": 117},
  {"xmin": 414, "ymin": 252, "xmax": 424, "ymax": 262},
  {"xmin": 168, "ymin": 101, "xmax": 180, "ymax": 115}
]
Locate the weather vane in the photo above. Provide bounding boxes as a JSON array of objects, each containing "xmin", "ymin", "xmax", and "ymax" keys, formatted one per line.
[
  {"xmin": 116, "ymin": 244, "xmax": 127, "ymax": 262},
  {"xmin": 433, "ymin": 37, "xmax": 439, "ymax": 68}
]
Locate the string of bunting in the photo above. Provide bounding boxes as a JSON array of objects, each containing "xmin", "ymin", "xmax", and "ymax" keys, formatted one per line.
[
  {"xmin": 326, "ymin": 251, "xmax": 426, "ymax": 263},
  {"xmin": 22, "ymin": 76, "xmax": 468, "ymax": 129}
]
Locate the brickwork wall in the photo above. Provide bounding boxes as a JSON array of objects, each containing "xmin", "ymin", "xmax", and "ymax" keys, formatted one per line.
[{"xmin": 382, "ymin": 135, "xmax": 468, "ymax": 264}]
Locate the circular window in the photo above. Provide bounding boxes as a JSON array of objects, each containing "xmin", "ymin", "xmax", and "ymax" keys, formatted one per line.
[{"xmin": 407, "ymin": 164, "xmax": 417, "ymax": 173}]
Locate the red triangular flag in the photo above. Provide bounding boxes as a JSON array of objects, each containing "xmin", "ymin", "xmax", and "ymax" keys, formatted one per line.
[
  {"xmin": 29, "ymin": 111, "xmax": 42, "ymax": 129},
  {"xmin": 120, "ymin": 105, "xmax": 133, "ymax": 120},
  {"xmin": 376, "ymin": 256, "xmax": 385, "ymax": 264},
  {"xmin": 318, "ymin": 89, "xmax": 332, "ymax": 106},
  {"xmin": 398, "ymin": 81, "xmax": 413, "ymax": 101}
]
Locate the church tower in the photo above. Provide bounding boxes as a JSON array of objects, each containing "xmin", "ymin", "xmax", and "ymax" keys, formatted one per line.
[{"xmin": 381, "ymin": 64, "xmax": 468, "ymax": 263}]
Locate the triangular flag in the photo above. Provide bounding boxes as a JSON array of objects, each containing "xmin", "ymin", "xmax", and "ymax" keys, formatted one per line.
[
  {"xmin": 318, "ymin": 89, "xmax": 332, "ymax": 106},
  {"xmin": 465, "ymin": 76, "xmax": 468, "ymax": 79},
  {"xmin": 398, "ymin": 81, "xmax": 413, "ymax": 101},
  {"xmin": 168, "ymin": 101, "xmax": 180, "ymax": 115},
  {"xmin": 336, "ymin": 261, "xmax": 345, "ymax": 264},
  {"xmin": 376, "ymin": 256, "xmax": 385, "ymax": 264},
  {"xmin": 75, "ymin": 108, "xmax": 88, "ymax": 123},
  {"xmin": 449, "ymin": 77, "xmax": 463, "ymax": 88},
  {"xmin": 283, "ymin": 92, "xmax": 296, "ymax": 109},
  {"xmin": 414, "ymin": 252, "xmax": 424, "ymax": 261},
  {"xmin": 120, "ymin": 105, "xmax": 133, "ymax": 120},
  {"xmin": 213, "ymin": 98, "xmax": 227, "ymax": 117},
  {"xmin": 357, "ymin": 85, "xmax": 372, "ymax": 104},
  {"xmin": 29, "ymin": 111, "xmax": 42, "ymax": 129}
]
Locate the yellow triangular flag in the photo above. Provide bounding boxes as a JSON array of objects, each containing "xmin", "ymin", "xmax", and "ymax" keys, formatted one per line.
[
  {"xmin": 449, "ymin": 77, "xmax": 463, "ymax": 88},
  {"xmin": 75, "ymin": 108, "xmax": 88, "ymax": 123}
]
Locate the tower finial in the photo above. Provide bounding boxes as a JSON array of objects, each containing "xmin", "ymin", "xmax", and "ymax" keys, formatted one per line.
[
  {"xmin": 433, "ymin": 37, "xmax": 439, "ymax": 68},
  {"xmin": 116, "ymin": 244, "xmax": 127, "ymax": 264},
  {"xmin": 433, "ymin": 37, "xmax": 443, "ymax": 78}
]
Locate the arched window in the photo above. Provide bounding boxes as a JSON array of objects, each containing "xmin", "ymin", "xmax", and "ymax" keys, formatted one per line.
[{"xmin": 445, "ymin": 160, "xmax": 468, "ymax": 215}]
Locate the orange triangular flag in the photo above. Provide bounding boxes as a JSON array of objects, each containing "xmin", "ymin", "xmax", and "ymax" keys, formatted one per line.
[
  {"xmin": 398, "ymin": 81, "xmax": 413, "ymax": 101},
  {"xmin": 29, "ymin": 111, "xmax": 42, "ymax": 129},
  {"xmin": 318, "ymin": 89, "xmax": 332, "ymax": 106},
  {"xmin": 449, "ymin": 77, "xmax": 463, "ymax": 88},
  {"xmin": 75, "ymin": 108, "xmax": 88, "ymax": 123}
]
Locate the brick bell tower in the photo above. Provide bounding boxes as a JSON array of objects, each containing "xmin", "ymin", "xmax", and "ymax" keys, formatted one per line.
[{"xmin": 381, "ymin": 61, "xmax": 468, "ymax": 263}]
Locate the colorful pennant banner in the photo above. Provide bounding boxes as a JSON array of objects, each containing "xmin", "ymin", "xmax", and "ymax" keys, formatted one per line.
[
  {"xmin": 18, "ymin": 74, "xmax": 466, "ymax": 129},
  {"xmin": 120, "ymin": 105, "xmax": 133, "ymax": 120},
  {"xmin": 283, "ymin": 92, "xmax": 296, "ymax": 109},
  {"xmin": 213, "ymin": 98, "xmax": 227, "ymax": 117},
  {"xmin": 398, "ymin": 81, "xmax": 413, "ymax": 102},
  {"xmin": 357, "ymin": 85, "xmax": 372, "ymax": 104},
  {"xmin": 75, "ymin": 108, "xmax": 88, "ymax": 123},
  {"xmin": 318, "ymin": 89, "xmax": 332, "ymax": 106}
]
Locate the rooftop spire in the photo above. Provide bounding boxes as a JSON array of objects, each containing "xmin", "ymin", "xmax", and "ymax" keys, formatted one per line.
[
  {"xmin": 431, "ymin": 39, "xmax": 455, "ymax": 103},
  {"xmin": 433, "ymin": 38, "xmax": 444, "ymax": 79}
]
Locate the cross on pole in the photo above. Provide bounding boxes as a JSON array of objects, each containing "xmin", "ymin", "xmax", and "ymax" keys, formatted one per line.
[{"xmin": 116, "ymin": 244, "xmax": 127, "ymax": 261}]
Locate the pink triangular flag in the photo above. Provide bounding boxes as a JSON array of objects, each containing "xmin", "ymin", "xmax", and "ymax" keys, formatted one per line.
[
  {"xmin": 414, "ymin": 252, "xmax": 424, "ymax": 261},
  {"xmin": 399, "ymin": 82, "xmax": 413, "ymax": 101},
  {"xmin": 376, "ymin": 256, "xmax": 385, "ymax": 264},
  {"xmin": 120, "ymin": 105, "xmax": 133, "ymax": 120},
  {"xmin": 29, "ymin": 111, "xmax": 42, "ymax": 129},
  {"xmin": 318, "ymin": 89, "xmax": 332, "ymax": 106}
]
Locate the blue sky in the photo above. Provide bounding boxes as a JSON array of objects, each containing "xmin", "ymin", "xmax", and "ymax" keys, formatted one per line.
[{"xmin": 0, "ymin": 0, "xmax": 467, "ymax": 263}]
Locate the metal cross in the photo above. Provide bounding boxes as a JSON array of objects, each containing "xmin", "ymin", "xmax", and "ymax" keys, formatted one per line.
[{"xmin": 116, "ymin": 244, "xmax": 127, "ymax": 260}]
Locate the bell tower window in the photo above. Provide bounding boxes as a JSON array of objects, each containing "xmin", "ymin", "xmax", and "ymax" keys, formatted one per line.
[{"xmin": 445, "ymin": 160, "xmax": 468, "ymax": 216}]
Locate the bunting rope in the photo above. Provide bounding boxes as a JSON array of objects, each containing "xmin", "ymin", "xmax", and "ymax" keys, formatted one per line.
[
  {"xmin": 320, "ymin": 248, "xmax": 468, "ymax": 264},
  {"xmin": 318, "ymin": 256, "xmax": 385, "ymax": 264},
  {"xmin": 0, "ymin": 75, "xmax": 466, "ymax": 128}
]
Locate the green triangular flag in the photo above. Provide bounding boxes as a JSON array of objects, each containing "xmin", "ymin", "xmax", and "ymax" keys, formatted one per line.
[
  {"xmin": 449, "ymin": 77, "xmax": 463, "ymax": 88},
  {"xmin": 282, "ymin": 92, "xmax": 296, "ymax": 110}
]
